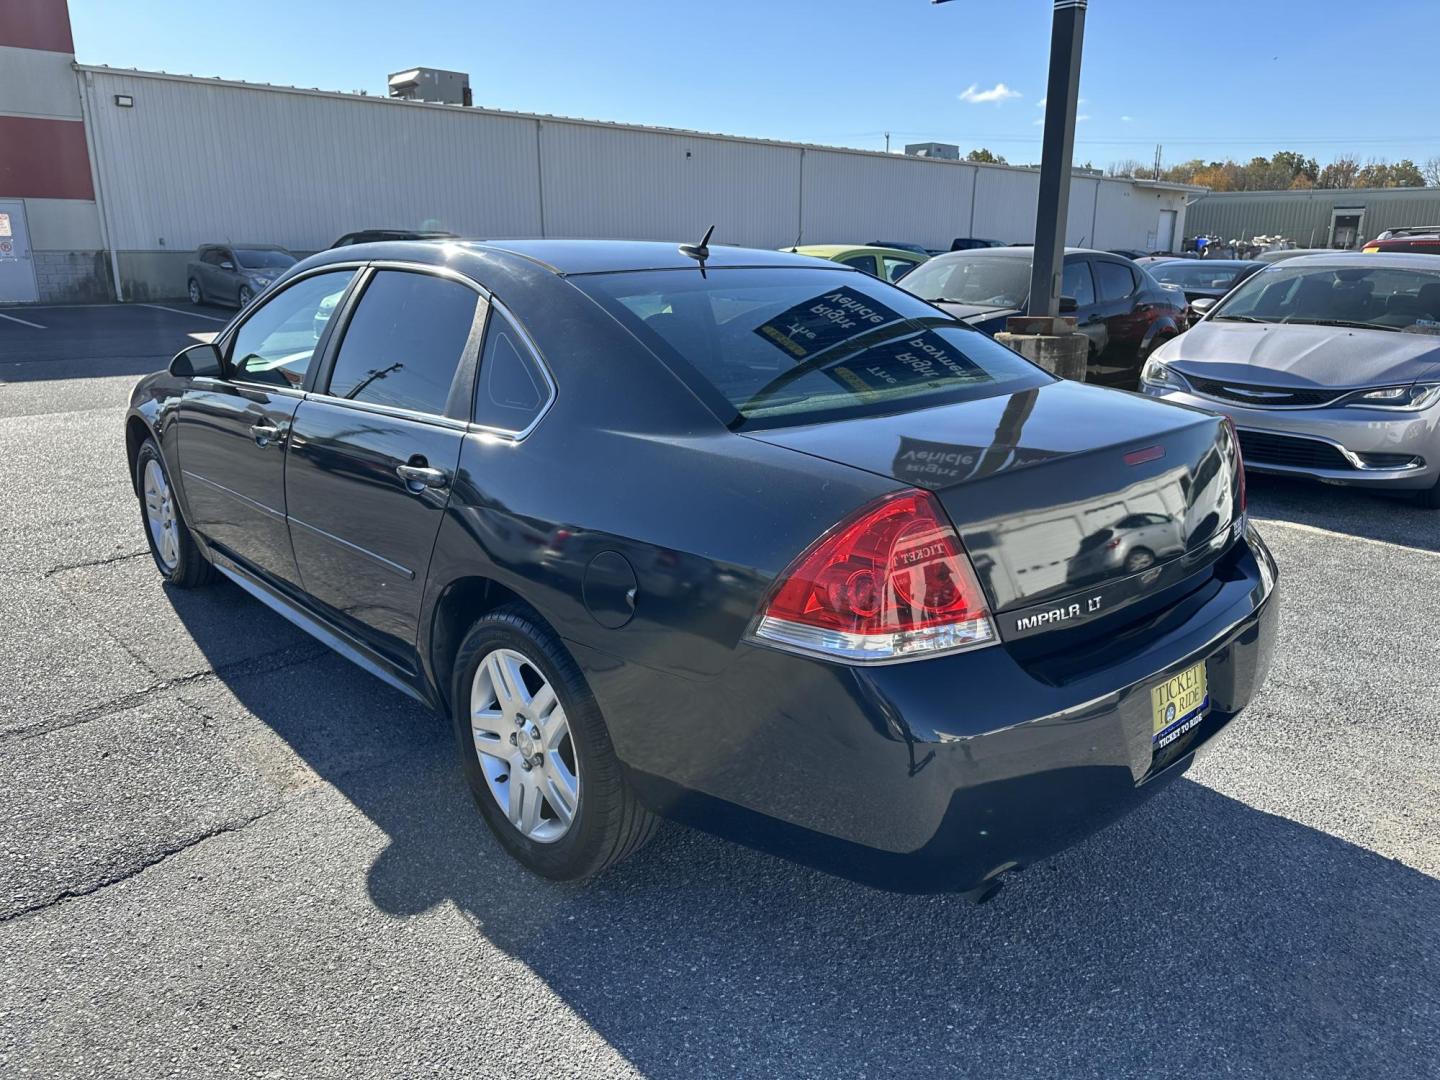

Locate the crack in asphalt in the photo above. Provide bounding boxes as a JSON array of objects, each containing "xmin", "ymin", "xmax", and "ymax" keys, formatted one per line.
[
  {"xmin": 0, "ymin": 642, "xmax": 332, "ymax": 744},
  {"xmin": 0, "ymin": 805, "xmax": 285, "ymax": 925},
  {"xmin": 42, "ymin": 550, "xmax": 148, "ymax": 577}
]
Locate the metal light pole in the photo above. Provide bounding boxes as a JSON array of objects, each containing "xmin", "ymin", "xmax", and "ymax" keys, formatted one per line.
[{"xmin": 1028, "ymin": 0, "xmax": 1086, "ymax": 318}]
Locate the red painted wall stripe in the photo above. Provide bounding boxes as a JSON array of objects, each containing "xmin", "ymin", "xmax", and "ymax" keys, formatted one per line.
[
  {"xmin": 0, "ymin": 116, "xmax": 93, "ymax": 199},
  {"xmin": 0, "ymin": 0, "xmax": 75, "ymax": 53}
]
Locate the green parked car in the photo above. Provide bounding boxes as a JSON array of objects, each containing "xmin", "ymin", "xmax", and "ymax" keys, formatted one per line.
[{"xmin": 783, "ymin": 244, "xmax": 928, "ymax": 282}]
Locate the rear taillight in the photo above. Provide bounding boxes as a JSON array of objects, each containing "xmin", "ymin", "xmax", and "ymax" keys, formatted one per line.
[
  {"xmin": 748, "ymin": 489, "xmax": 995, "ymax": 663},
  {"xmin": 1222, "ymin": 415, "xmax": 1246, "ymax": 516}
]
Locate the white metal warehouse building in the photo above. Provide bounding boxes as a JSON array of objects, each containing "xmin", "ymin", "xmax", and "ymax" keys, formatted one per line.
[{"xmin": 2, "ymin": 25, "xmax": 1199, "ymax": 304}]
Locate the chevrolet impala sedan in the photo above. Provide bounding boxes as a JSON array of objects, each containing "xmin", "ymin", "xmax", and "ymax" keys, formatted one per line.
[{"xmin": 126, "ymin": 239, "xmax": 1277, "ymax": 895}]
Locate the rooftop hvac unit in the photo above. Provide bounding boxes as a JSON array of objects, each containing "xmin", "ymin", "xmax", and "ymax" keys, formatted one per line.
[{"xmin": 387, "ymin": 67, "xmax": 471, "ymax": 106}]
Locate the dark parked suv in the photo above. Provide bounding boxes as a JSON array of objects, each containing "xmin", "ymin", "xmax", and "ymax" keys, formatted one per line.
[{"xmin": 126, "ymin": 240, "xmax": 1276, "ymax": 895}]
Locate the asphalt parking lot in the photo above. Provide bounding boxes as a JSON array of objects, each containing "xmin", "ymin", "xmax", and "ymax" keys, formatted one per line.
[{"xmin": 1, "ymin": 304, "xmax": 1437, "ymax": 1079}]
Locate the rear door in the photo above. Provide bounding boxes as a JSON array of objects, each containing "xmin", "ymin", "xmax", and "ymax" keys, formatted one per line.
[
  {"xmin": 285, "ymin": 266, "xmax": 486, "ymax": 669},
  {"xmin": 1089, "ymin": 257, "xmax": 1146, "ymax": 387},
  {"xmin": 176, "ymin": 268, "xmax": 358, "ymax": 588}
]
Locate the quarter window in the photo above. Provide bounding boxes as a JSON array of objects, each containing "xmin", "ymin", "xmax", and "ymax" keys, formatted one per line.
[
  {"xmin": 473, "ymin": 306, "xmax": 550, "ymax": 433},
  {"xmin": 326, "ymin": 270, "xmax": 480, "ymax": 416},
  {"xmin": 1095, "ymin": 261, "xmax": 1137, "ymax": 302},
  {"xmin": 228, "ymin": 270, "xmax": 353, "ymax": 388}
]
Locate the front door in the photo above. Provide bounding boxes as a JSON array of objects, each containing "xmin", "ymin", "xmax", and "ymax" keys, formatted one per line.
[
  {"xmin": 1157, "ymin": 209, "xmax": 1178, "ymax": 253},
  {"xmin": 175, "ymin": 268, "xmax": 357, "ymax": 588},
  {"xmin": 0, "ymin": 201, "xmax": 39, "ymax": 303},
  {"xmin": 1087, "ymin": 257, "xmax": 1146, "ymax": 387},
  {"xmin": 285, "ymin": 267, "xmax": 485, "ymax": 668}
]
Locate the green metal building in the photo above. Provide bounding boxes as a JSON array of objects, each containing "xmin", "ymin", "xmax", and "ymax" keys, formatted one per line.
[{"xmin": 1186, "ymin": 187, "xmax": 1440, "ymax": 249}]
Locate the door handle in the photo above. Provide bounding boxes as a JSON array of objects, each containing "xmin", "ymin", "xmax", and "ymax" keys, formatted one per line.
[
  {"xmin": 396, "ymin": 463, "xmax": 449, "ymax": 492},
  {"xmin": 250, "ymin": 422, "xmax": 281, "ymax": 447}
]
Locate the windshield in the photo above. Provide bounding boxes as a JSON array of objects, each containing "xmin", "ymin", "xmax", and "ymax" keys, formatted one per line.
[
  {"xmin": 899, "ymin": 254, "xmax": 1030, "ymax": 308},
  {"xmin": 1210, "ymin": 263, "xmax": 1440, "ymax": 333},
  {"xmin": 234, "ymin": 248, "xmax": 296, "ymax": 270},
  {"xmin": 1150, "ymin": 262, "xmax": 1252, "ymax": 290},
  {"xmin": 576, "ymin": 267, "xmax": 1051, "ymax": 428}
]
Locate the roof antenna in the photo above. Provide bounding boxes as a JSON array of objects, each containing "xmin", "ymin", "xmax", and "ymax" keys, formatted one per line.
[
  {"xmin": 788, "ymin": 228, "xmax": 803, "ymax": 253},
  {"xmin": 680, "ymin": 223, "xmax": 716, "ymax": 265}
]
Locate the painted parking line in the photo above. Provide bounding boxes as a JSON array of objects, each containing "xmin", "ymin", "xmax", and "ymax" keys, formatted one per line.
[
  {"xmin": 138, "ymin": 304, "xmax": 228, "ymax": 323},
  {"xmin": 1256, "ymin": 517, "xmax": 1440, "ymax": 559},
  {"xmin": 0, "ymin": 311, "xmax": 47, "ymax": 329}
]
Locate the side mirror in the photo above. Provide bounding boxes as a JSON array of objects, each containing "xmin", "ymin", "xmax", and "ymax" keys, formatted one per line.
[
  {"xmin": 220, "ymin": 260, "xmax": 235, "ymax": 271},
  {"xmin": 1189, "ymin": 297, "xmax": 1218, "ymax": 316},
  {"xmin": 170, "ymin": 341, "xmax": 224, "ymax": 379},
  {"xmin": 1059, "ymin": 295, "xmax": 1078, "ymax": 313}
]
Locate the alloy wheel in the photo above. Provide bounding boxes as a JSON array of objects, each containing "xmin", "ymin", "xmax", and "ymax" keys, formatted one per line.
[
  {"xmin": 470, "ymin": 647, "xmax": 580, "ymax": 843},
  {"xmin": 142, "ymin": 458, "xmax": 179, "ymax": 571},
  {"xmin": 188, "ymin": 279, "xmax": 201, "ymax": 304}
]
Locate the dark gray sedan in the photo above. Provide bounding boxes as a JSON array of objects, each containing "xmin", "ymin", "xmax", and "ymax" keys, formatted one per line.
[
  {"xmin": 186, "ymin": 243, "xmax": 296, "ymax": 308},
  {"xmin": 126, "ymin": 239, "xmax": 1276, "ymax": 894}
]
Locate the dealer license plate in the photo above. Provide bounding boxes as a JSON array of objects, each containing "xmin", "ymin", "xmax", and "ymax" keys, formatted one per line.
[{"xmin": 1151, "ymin": 662, "xmax": 1209, "ymax": 750}]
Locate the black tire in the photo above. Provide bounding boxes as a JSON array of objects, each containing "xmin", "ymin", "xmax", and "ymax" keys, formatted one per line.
[
  {"xmin": 187, "ymin": 278, "xmax": 203, "ymax": 305},
  {"xmin": 238, "ymin": 285, "xmax": 253, "ymax": 308},
  {"xmin": 451, "ymin": 604, "xmax": 657, "ymax": 881},
  {"xmin": 134, "ymin": 438, "xmax": 215, "ymax": 588},
  {"xmin": 1418, "ymin": 478, "xmax": 1440, "ymax": 510}
]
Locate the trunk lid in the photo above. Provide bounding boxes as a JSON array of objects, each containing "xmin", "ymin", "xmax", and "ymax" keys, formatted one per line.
[{"xmin": 744, "ymin": 380, "xmax": 1241, "ymax": 621}]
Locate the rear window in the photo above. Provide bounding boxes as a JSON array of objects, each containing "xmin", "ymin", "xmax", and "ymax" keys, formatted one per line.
[{"xmin": 575, "ymin": 267, "xmax": 1050, "ymax": 429}]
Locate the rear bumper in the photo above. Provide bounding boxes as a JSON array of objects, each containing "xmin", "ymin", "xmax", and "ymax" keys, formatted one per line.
[
  {"xmin": 574, "ymin": 526, "xmax": 1279, "ymax": 893},
  {"xmin": 1145, "ymin": 387, "xmax": 1440, "ymax": 490}
]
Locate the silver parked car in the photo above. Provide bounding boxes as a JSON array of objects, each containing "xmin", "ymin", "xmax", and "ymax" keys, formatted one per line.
[
  {"xmin": 1141, "ymin": 252, "xmax": 1440, "ymax": 507},
  {"xmin": 186, "ymin": 244, "xmax": 296, "ymax": 308}
]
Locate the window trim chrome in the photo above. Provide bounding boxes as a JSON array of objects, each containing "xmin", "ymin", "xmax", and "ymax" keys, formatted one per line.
[{"xmin": 466, "ymin": 298, "xmax": 558, "ymax": 442}]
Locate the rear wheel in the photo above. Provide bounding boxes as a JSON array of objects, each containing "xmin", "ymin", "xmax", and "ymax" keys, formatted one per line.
[
  {"xmin": 452, "ymin": 605, "xmax": 657, "ymax": 880},
  {"xmin": 187, "ymin": 278, "xmax": 202, "ymax": 305},
  {"xmin": 1123, "ymin": 547, "xmax": 1156, "ymax": 573},
  {"xmin": 134, "ymin": 439, "xmax": 214, "ymax": 588}
]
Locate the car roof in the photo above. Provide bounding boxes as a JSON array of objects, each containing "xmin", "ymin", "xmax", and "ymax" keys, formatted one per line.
[
  {"xmin": 926, "ymin": 245, "xmax": 1106, "ymax": 260},
  {"xmin": 1262, "ymin": 251, "xmax": 1440, "ymax": 270}
]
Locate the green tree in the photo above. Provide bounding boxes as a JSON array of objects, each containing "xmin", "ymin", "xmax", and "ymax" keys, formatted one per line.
[{"xmin": 966, "ymin": 148, "xmax": 1007, "ymax": 165}]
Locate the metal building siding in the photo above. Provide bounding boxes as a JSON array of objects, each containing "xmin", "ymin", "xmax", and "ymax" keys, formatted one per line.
[
  {"xmin": 800, "ymin": 151, "xmax": 973, "ymax": 250},
  {"xmin": 85, "ymin": 70, "xmax": 542, "ymax": 251},
  {"xmin": 972, "ymin": 166, "xmax": 1039, "ymax": 243},
  {"xmin": 537, "ymin": 121, "xmax": 800, "ymax": 247},
  {"xmin": 1188, "ymin": 189, "xmax": 1440, "ymax": 246}
]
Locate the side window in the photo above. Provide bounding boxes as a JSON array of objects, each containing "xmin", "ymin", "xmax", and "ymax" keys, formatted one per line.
[
  {"xmin": 1095, "ymin": 261, "xmax": 1137, "ymax": 302},
  {"xmin": 840, "ymin": 254, "xmax": 879, "ymax": 277},
  {"xmin": 1062, "ymin": 261, "xmax": 1096, "ymax": 307},
  {"xmin": 473, "ymin": 306, "xmax": 551, "ymax": 434},
  {"xmin": 325, "ymin": 270, "xmax": 479, "ymax": 416},
  {"xmin": 228, "ymin": 270, "xmax": 353, "ymax": 388},
  {"xmin": 883, "ymin": 257, "xmax": 917, "ymax": 283},
  {"xmin": 201, "ymin": 248, "xmax": 224, "ymax": 267}
]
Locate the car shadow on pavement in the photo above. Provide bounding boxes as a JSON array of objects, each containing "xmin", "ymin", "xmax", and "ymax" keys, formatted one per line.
[
  {"xmin": 1248, "ymin": 473, "xmax": 1440, "ymax": 553},
  {"xmin": 165, "ymin": 582, "xmax": 1440, "ymax": 1080}
]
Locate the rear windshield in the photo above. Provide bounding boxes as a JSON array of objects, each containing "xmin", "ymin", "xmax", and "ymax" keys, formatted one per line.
[
  {"xmin": 575, "ymin": 267, "xmax": 1050, "ymax": 429},
  {"xmin": 1149, "ymin": 262, "xmax": 1252, "ymax": 289},
  {"xmin": 1211, "ymin": 263, "xmax": 1440, "ymax": 333},
  {"xmin": 235, "ymin": 248, "xmax": 295, "ymax": 269}
]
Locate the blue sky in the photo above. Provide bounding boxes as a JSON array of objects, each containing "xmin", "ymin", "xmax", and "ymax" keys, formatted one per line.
[{"xmin": 69, "ymin": 0, "xmax": 1440, "ymax": 170}]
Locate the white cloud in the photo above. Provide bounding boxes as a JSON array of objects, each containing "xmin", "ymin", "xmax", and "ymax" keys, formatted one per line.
[
  {"xmin": 1121, "ymin": 115, "xmax": 1135, "ymax": 123},
  {"xmin": 959, "ymin": 82, "xmax": 1022, "ymax": 105}
]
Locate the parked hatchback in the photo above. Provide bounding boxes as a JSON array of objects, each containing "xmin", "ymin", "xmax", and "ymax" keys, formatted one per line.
[
  {"xmin": 187, "ymin": 244, "xmax": 297, "ymax": 308},
  {"xmin": 786, "ymin": 244, "xmax": 928, "ymax": 282},
  {"xmin": 127, "ymin": 240, "xmax": 1276, "ymax": 895},
  {"xmin": 900, "ymin": 246, "xmax": 1188, "ymax": 388},
  {"xmin": 1141, "ymin": 252, "xmax": 1440, "ymax": 507}
]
